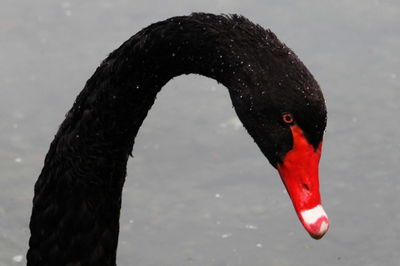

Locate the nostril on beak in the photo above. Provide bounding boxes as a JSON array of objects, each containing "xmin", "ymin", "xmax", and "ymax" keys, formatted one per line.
[{"xmin": 302, "ymin": 184, "xmax": 310, "ymax": 191}]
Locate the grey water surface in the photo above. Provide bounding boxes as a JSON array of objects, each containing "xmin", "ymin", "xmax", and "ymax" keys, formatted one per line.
[{"xmin": 1, "ymin": 0, "xmax": 399, "ymax": 265}]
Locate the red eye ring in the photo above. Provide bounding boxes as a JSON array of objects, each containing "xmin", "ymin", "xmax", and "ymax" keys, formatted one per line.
[{"xmin": 282, "ymin": 113, "xmax": 294, "ymax": 124}]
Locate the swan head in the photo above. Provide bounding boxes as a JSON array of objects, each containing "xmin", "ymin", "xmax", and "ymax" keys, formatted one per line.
[{"xmin": 228, "ymin": 30, "xmax": 329, "ymax": 239}]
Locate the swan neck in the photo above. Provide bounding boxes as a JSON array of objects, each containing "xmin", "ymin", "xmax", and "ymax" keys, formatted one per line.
[{"xmin": 28, "ymin": 16, "xmax": 247, "ymax": 265}]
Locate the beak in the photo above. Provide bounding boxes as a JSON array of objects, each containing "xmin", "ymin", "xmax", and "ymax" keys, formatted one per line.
[{"xmin": 277, "ymin": 125, "xmax": 329, "ymax": 239}]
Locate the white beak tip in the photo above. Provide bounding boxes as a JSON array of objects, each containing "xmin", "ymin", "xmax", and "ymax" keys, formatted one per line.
[{"xmin": 300, "ymin": 205, "xmax": 329, "ymax": 239}]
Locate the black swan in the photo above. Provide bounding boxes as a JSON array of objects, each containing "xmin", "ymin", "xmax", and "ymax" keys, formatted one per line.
[{"xmin": 28, "ymin": 13, "xmax": 329, "ymax": 265}]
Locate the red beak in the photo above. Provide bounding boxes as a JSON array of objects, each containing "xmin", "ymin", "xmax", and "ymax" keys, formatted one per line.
[{"xmin": 277, "ymin": 125, "xmax": 329, "ymax": 239}]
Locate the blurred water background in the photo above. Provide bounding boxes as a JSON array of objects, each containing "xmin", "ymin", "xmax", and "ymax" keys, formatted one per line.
[{"xmin": 1, "ymin": 0, "xmax": 399, "ymax": 265}]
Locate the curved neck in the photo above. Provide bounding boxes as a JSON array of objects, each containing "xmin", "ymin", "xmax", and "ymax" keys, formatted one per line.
[
  {"xmin": 28, "ymin": 15, "xmax": 255, "ymax": 266},
  {"xmin": 84, "ymin": 15, "xmax": 251, "ymax": 147}
]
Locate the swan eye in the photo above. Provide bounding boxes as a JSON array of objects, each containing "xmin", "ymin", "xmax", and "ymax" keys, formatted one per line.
[{"xmin": 282, "ymin": 113, "xmax": 294, "ymax": 124}]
